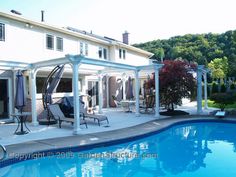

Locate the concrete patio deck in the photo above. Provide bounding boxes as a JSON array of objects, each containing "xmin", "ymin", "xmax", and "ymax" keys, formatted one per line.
[
  {"xmin": 0, "ymin": 102, "xmax": 218, "ymax": 146},
  {"xmin": 0, "ymin": 108, "xmax": 166, "ymax": 146},
  {"xmin": 0, "ymin": 101, "xmax": 234, "ymax": 164}
]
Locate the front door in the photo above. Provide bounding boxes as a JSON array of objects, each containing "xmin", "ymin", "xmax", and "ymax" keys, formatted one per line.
[{"xmin": 0, "ymin": 79, "xmax": 9, "ymax": 119}]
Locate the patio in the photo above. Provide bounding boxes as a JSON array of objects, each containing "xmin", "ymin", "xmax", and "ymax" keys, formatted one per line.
[
  {"xmin": 0, "ymin": 102, "xmax": 216, "ymax": 146},
  {"xmin": 0, "ymin": 108, "xmax": 166, "ymax": 146}
]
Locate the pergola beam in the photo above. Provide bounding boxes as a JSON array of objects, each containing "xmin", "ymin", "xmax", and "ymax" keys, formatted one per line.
[{"xmin": 0, "ymin": 60, "xmax": 30, "ymax": 69}]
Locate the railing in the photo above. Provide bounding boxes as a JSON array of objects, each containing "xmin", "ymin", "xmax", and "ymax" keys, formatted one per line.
[{"xmin": 0, "ymin": 144, "xmax": 7, "ymax": 161}]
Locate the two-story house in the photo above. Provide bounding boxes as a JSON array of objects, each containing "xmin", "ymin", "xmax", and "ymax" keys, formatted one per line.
[{"xmin": 0, "ymin": 11, "xmax": 157, "ymax": 124}]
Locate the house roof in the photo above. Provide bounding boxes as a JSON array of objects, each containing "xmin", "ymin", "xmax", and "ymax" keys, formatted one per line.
[{"xmin": 0, "ymin": 11, "xmax": 153, "ymax": 57}]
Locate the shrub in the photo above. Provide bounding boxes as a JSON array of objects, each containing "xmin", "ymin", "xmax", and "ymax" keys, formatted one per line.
[
  {"xmin": 220, "ymin": 83, "xmax": 226, "ymax": 93},
  {"xmin": 211, "ymin": 82, "xmax": 218, "ymax": 94},
  {"xmin": 230, "ymin": 83, "xmax": 235, "ymax": 90},
  {"xmin": 210, "ymin": 92, "xmax": 236, "ymax": 110}
]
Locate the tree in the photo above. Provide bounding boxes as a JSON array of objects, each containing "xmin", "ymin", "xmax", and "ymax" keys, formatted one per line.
[
  {"xmin": 208, "ymin": 57, "xmax": 228, "ymax": 79},
  {"xmin": 146, "ymin": 60, "xmax": 196, "ymax": 111},
  {"xmin": 134, "ymin": 30, "xmax": 236, "ymax": 77}
]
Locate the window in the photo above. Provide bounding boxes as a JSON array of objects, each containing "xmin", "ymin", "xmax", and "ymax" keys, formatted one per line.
[
  {"xmin": 123, "ymin": 49, "xmax": 126, "ymax": 59},
  {"xmin": 119, "ymin": 48, "xmax": 126, "ymax": 59},
  {"xmin": 56, "ymin": 37, "xmax": 63, "ymax": 51},
  {"xmin": 98, "ymin": 47, "xmax": 108, "ymax": 59},
  {"xmin": 98, "ymin": 47, "xmax": 102, "ymax": 58},
  {"xmin": 46, "ymin": 34, "xmax": 54, "ymax": 50},
  {"xmin": 119, "ymin": 49, "xmax": 122, "ymax": 59},
  {"xmin": 103, "ymin": 48, "xmax": 107, "ymax": 59},
  {"xmin": 85, "ymin": 43, "xmax": 88, "ymax": 56},
  {"xmin": 0, "ymin": 23, "xmax": 5, "ymax": 41},
  {"xmin": 80, "ymin": 42, "xmax": 84, "ymax": 55},
  {"xmin": 36, "ymin": 77, "xmax": 72, "ymax": 93}
]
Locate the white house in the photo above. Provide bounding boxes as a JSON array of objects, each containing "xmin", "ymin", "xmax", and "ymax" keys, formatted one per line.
[
  {"xmin": 0, "ymin": 11, "xmax": 206, "ymax": 134},
  {"xmin": 0, "ymin": 11, "xmax": 164, "ymax": 122}
]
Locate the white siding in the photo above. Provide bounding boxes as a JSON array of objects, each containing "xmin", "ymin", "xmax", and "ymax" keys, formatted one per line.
[
  {"xmin": 113, "ymin": 46, "xmax": 151, "ymax": 66},
  {"xmin": 0, "ymin": 15, "xmax": 150, "ymax": 65},
  {"xmin": 0, "ymin": 17, "xmax": 112, "ymax": 63}
]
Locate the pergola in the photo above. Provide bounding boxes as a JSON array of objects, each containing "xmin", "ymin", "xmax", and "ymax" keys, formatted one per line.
[{"xmin": 0, "ymin": 55, "xmax": 208, "ymax": 135}]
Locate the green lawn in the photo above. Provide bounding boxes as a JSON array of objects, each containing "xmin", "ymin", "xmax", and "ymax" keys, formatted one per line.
[{"xmin": 203, "ymin": 100, "xmax": 236, "ymax": 109}]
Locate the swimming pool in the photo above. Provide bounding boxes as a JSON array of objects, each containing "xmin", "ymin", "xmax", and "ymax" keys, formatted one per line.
[{"xmin": 1, "ymin": 121, "xmax": 236, "ymax": 177}]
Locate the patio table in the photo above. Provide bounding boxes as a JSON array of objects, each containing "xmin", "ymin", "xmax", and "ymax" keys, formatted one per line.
[
  {"xmin": 11, "ymin": 112, "xmax": 31, "ymax": 135},
  {"xmin": 120, "ymin": 100, "xmax": 136, "ymax": 112}
]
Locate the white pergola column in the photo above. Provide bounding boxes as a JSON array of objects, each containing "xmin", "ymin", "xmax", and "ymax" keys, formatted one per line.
[
  {"xmin": 106, "ymin": 75, "xmax": 110, "ymax": 108},
  {"xmin": 135, "ymin": 70, "xmax": 140, "ymax": 117},
  {"xmin": 122, "ymin": 73, "xmax": 126, "ymax": 100},
  {"xmin": 12, "ymin": 70, "xmax": 17, "ymax": 121},
  {"xmin": 203, "ymin": 70, "xmax": 209, "ymax": 110},
  {"xmin": 197, "ymin": 65, "xmax": 204, "ymax": 114},
  {"xmin": 154, "ymin": 64, "xmax": 164, "ymax": 118},
  {"xmin": 68, "ymin": 55, "xmax": 82, "ymax": 135},
  {"xmin": 98, "ymin": 72, "xmax": 103, "ymax": 114},
  {"xmin": 30, "ymin": 69, "xmax": 38, "ymax": 126}
]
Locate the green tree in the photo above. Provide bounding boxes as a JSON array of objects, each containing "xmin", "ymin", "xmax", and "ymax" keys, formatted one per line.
[{"xmin": 208, "ymin": 57, "xmax": 228, "ymax": 79}]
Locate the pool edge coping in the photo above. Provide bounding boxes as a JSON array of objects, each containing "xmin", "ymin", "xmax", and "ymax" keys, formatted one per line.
[{"xmin": 1, "ymin": 115, "xmax": 236, "ymax": 168}]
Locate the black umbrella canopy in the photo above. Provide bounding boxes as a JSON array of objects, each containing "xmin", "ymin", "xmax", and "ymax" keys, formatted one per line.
[
  {"xmin": 45, "ymin": 65, "xmax": 65, "ymax": 104},
  {"xmin": 15, "ymin": 70, "xmax": 25, "ymax": 113}
]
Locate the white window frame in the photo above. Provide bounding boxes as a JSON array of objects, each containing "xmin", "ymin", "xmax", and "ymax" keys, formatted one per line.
[
  {"xmin": 103, "ymin": 48, "xmax": 107, "ymax": 59},
  {"xmin": 0, "ymin": 23, "xmax": 5, "ymax": 42},
  {"xmin": 56, "ymin": 37, "xmax": 63, "ymax": 51},
  {"xmin": 119, "ymin": 48, "xmax": 126, "ymax": 59},
  {"xmin": 98, "ymin": 47, "xmax": 102, "ymax": 58},
  {"xmin": 122, "ymin": 49, "xmax": 126, "ymax": 59},
  {"xmin": 80, "ymin": 42, "xmax": 84, "ymax": 55},
  {"xmin": 46, "ymin": 34, "xmax": 54, "ymax": 50},
  {"xmin": 85, "ymin": 43, "xmax": 88, "ymax": 56}
]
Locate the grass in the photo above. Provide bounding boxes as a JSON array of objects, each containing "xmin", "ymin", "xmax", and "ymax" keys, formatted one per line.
[{"xmin": 203, "ymin": 100, "xmax": 236, "ymax": 109}]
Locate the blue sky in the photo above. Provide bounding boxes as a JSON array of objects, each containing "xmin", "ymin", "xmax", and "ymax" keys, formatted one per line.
[{"xmin": 1, "ymin": 0, "xmax": 236, "ymax": 44}]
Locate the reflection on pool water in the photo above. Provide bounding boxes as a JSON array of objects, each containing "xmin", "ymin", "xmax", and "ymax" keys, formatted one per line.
[{"xmin": 1, "ymin": 122, "xmax": 236, "ymax": 177}]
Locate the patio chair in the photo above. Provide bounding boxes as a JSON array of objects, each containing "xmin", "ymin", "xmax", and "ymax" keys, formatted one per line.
[
  {"xmin": 140, "ymin": 95, "xmax": 155, "ymax": 113},
  {"xmin": 80, "ymin": 102, "xmax": 109, "ymax": 126},
  {"xmin": 48, "ymin": 104, "xmax": 87, "ymax": 128},
  {"xmin": 112, "ymin": 95, "xmax": 121, "ymax": 107}
]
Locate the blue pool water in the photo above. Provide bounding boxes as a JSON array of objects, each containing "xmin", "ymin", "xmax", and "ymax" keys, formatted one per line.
[{"xmin": 1, "ymin": 122, "xmax": 236, "ymax": 177}]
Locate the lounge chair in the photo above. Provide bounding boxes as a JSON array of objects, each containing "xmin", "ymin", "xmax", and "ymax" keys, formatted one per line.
[
  {"xmin": 140, "ymin": 95, "xmax": 155, "ymax": 113},
  {"xmin": 48, "ymin": 104, "xmax": 87, "ymax": 128},
  {"xmin": 80, "ymin": 102, "xmax": 109, "ymax": 126}
]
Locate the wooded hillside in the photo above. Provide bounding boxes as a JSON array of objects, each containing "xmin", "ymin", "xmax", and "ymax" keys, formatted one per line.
[{"xmin": 133, "ymin": 30, "xmax": 236, "ymax": 77}]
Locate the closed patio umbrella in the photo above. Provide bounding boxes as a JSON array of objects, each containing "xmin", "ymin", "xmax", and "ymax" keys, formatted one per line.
[
  {"xmin": 15, "ymin": 70, "xmax": 25, "ymax": 113},
  {"xmin": 126, "ymin": 76, "xmax": 134, "ymax": 100}
]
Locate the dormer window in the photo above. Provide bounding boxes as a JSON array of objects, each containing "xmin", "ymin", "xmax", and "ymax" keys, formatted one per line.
[{"xmin": 0, "ymin": 23, "xmax": 5, "ymax": 41}]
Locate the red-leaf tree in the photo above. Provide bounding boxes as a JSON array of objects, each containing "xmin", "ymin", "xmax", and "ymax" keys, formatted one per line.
[{"xmin": 146, "ymin": 60, "xmax": 196, "ymax": 111}]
